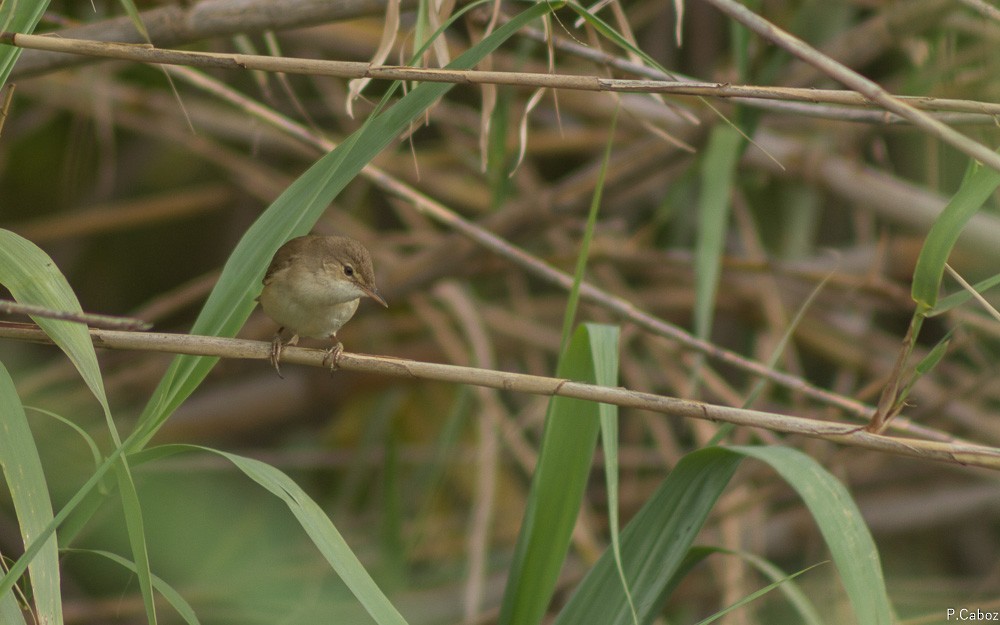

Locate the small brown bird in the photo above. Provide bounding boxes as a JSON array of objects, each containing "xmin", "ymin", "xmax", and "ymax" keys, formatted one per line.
[{"xmin": 258, "ymin": 235, "xmax": 387, "ymax": 375}]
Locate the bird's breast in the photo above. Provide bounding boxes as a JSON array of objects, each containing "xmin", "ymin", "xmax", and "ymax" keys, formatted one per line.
[{"xmin": 259, "ymin": 267, "xmax": 364, "ymax": 338}]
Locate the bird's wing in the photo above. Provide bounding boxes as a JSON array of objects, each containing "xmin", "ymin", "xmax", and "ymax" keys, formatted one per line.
[{"xmin": 263, "ymin": 240, "xmax": 303, "ymax": 285}]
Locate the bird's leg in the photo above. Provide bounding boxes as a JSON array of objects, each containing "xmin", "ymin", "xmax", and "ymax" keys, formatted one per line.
[
  {"xmin": 321, "ymin": 335, "xmax": 344, "ymax": 372},
  {"xmin": 269, "ymin": 331, "xmax": 299, "ymax": 377},
  {"xmin": 269, "ymin": 331, "xmax": 285, "ymax": 377}
]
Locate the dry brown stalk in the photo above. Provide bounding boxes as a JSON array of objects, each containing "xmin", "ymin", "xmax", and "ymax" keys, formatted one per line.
[
  {"xmin": 2, "ymin": 323, "xmax": 999, "ymax": 470},
  {"xmin": 4, "ymin": 32, "xmax": 1000, "ymax": 117}
]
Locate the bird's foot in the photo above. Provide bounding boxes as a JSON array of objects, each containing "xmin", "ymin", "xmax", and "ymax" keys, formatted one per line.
[
  {"xmin": 269, "ymin": 332, "xmax": 299, "ymax": 378},
  {"xmin": 269, "ymin": 334, "xmax": 286, "ymax": 378},
  {"xmin": 322, "ymin": 341, "xmax": 344, "ymax": 373}
]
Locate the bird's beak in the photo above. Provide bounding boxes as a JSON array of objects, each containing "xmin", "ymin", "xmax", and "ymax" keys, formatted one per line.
[{"xmin": 361, "ymin": 285, "xmax": 388, "ymax": 308}]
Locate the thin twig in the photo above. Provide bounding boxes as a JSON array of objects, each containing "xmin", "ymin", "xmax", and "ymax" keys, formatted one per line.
[
  {"xmin": 0, "ymin": 300, "xmax": 152, "ymax": 330},
  {"xmin": 509, "ymin": 20, "xmax": 1000, "ymax": 124},
  {"xmin": 3, "ymin": 32, "xmax": 1000, "ymax": 119},
  {"xmin": 2, "ymin": 324, "xmax": 998, "ymax": 470},
  {"xmin": 945, "ymin": 264, "xmax": 1000, "ymax": 323}
]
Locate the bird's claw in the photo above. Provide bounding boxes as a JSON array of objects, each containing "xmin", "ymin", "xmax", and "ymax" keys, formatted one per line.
[
  {"xmin": 269, "ymin": 334, "xmax": 286, "ymax": 378},
  {"xmin": 322, "ymin": 341, "xmax": 344, "ymax": 373}
]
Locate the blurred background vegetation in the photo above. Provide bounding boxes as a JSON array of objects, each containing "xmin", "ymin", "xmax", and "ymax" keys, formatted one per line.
[{"xmin": 2, "ymin": 0, "xmax": 1000, "ymax": 623}]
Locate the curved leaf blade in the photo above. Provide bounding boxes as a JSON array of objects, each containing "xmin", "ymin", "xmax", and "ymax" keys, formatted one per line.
[
  {"xmin": 0, "ymin": 363, "xmax": 61, "ymax": 625},
  {"xmin": 553, "ymin": 447, "xmax": 743, "ymax": 624},
  {"xmin": 64, "ymin": 549, "xmax": 200, "ymax": 625},
  {"xmin": 0, "ymin": 0, "xmax": 49, "ymax": 85},
  {"xmin": 0, "ymin": 230, "xmax": 109, "ymax": 411},
  {"xmin": 499, "ymin": 323, "xmax": 619, "ymax": 625},
  {"xmin": 131, "ymin": 444, "xmax": 408, "ymax": 625},
  {"xmin": 732, "ymin": 446, "xmax": 893, "ymax": 624},
  {"xmin": 912, "ymin": 158, "xmax": 1000, "ymax": 309},
  {"xmin": 554, "ymin": 446, "xmax": 890, "ymax": 625}
]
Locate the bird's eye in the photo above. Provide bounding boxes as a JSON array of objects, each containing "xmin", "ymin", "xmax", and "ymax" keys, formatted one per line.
[{"xmin": 343, "ymin": 265, "xmax": 355, "ymax": 277}]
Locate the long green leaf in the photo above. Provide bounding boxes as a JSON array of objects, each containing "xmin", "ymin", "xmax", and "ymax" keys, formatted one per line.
[
  {"xmin": 574, "ymin": 108, "xmax": 637, "ymax": 623},
  {"xmin": 0, "ymin": 588, "xmax": 26, "ymax": 625},
  {"xmin": 0, "ymin": 230, "xmax": 156, "ymax": 624},
  {"xmin": 0, "ymin": 363, "xmax": 61, "ymax": 625},
  {"xmin": 0, "ymin": 446, "xmax": 124, "ymax": 604},
  {"xmin": 499, "ymin": 324, "xmax": 619, "ymax": 625},
  {"xmin": 724, "ymin": 447, "xmax": 892, "ymax": 624},
  {"xmin": 694, "ymin": 126, "xmax": 743, "ymax": 344},
  {"xmin": 553, "ymin": 447, "xmax": 742, "ymax": 624},
  {"xmin": 114, "ymin": 463, "xmax": 157, "ymax": 624},
  {"xmin": 565, "ymin": 2, "xmax": 673, "ymax": 78},
  {"xmin": 500, "ymin": 103, "xmax": 625, "ymax": 625},
  {"xmin": 688, "ymin": 547, "xmax": 825, "ymax": 625},
  {"xmin": 226, "ymin": 453, "xmax": 408, "ymax": 625},
  {"xmin": 0, "ymin": 231, "xmax": 156, "ymax": 621},
  {"xmin": 0, "ymin": 0, "xmax": 49, "ymax": 86},
  {"xmin": 692, "ymin": 561, "xmax": 824, "ymax": 625},
  {"xmin": 131, "ymin": 444, "xmax": 408, "ymax": 625},
  {"xmin": 25, "ymin": 406, "xmax": 103, "ymax": 471},
  {"xmin": 911, "ymin": 156, "xmax": 1000, "ymax": 310},
  {"xmin": 115, "ymin": 0, "xmax": 152, "ymax": 41},
  {"xmin": 65, "ymin": 549, "xmax": 200, "ymax": 625},
  {"xmin": 0, "ymin": 230, "xmax": 110, "ymax": 411},
  {"xmin": 554, "ymin": 446, "xmax": 890, "ymax": 625},
  {"xmin": 592, "ymin": 326, "xmax": 633, "ymax": 623}
]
